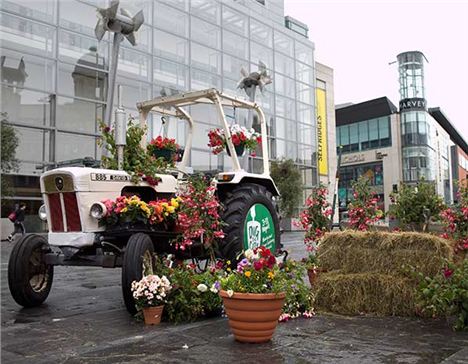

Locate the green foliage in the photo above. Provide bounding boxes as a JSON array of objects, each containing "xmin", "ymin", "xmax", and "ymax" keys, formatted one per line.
[
  {"xmin": 270, "ymin": 159, "xmax": 303, "ymax": 217},
  {"xmin": 281, "ymin": 260, "xmax": 315, "ymax": 317},
  {"xmin": 193, "ymin": 270, "xmax": 223, "ymax": 315},
  {"xmin": 98, "ymin": 119, "xmax": 164, "ymax": 185},
  {"xmin": 1, "ymin": 113, "xmax": 19, "ymax": 196},
  {"xmin": 389, "ymin": 179, "xmax": 445, "ymax": 231},
  {"xmin": 416, "ymin": 260, "xmax": 468, "ymax": 331}
]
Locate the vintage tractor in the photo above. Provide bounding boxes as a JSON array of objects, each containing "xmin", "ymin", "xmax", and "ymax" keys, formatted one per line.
[{"xmin": 8, "ymin": 89, "xmax": 280, "ymax": 314}]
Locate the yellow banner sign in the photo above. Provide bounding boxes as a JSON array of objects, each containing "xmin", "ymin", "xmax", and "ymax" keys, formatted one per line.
[{"xmin": 316, "ymin": 88, "xmax": 328, "ymax": 175}]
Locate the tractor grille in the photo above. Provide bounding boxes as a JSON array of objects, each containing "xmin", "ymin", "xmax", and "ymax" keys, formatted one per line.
[{"xmin": 47, "ymin": 192, "xmax": 81, "ymax": 232}]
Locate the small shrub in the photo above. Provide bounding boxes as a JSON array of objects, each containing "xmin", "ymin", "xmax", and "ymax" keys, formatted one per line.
[
  {"xmin": 347, "ymin": 176, "xmax": 383, "ymax": 231},
  {"xmin": 416, "ymin": 260, "xmax": 468, "ymax": 331},
  {"xmin": 270, "ymin": 159, "xmax": 303, "ymax": 218}
]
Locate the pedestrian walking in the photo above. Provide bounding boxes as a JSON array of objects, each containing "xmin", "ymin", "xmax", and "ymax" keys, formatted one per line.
[{"xmin": 7, "ymin": 203, "xmax": 26, "ymax": 242}]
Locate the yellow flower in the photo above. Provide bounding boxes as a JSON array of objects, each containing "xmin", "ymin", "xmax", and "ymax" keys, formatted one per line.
[
  {"xmin": 244, "ymin": 271, "xmax": 251, "ymax": 278},
  {"xmin": 120, "ymin": 207, "xmax": 128, "ymax": 213},
  {"xmin": 170, "ymin": 198, "xmax": 179, "ymax": 208},
  {"xmin": 166, "ymin": 205, "xmax": 176, "ymax": 214},
  {"xmin": 268, "ymin": 272, "xmax": 275, "ymax": 279}
]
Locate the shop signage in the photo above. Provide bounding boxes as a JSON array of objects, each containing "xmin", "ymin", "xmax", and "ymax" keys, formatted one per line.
[
  {"xmin": 342, "ymin": 154, "xmax": 365, "ymax": 165},
  {"xmin": 399, "ymin": 98, "xmax": 426, "ymax": 111},
  {"xmin": 316, "ymin": 88, "xmax": 328, "ymax": 175}
]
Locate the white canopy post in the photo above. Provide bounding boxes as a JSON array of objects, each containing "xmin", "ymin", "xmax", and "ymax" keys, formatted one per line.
[
  {"xmin": 212, "ymin": 92, "xmax": 242, "ymax": 172},
  {"xmin": 174, "ymin": 106, "xmax": 193, "ymax": 174}
]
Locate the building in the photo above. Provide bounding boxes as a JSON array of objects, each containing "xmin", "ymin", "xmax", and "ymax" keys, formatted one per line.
[
  {"xmin": 335, "ymin": 51, "xmax": 467, "ymax": 215},
  {"xmin": 0, "ymin": 0, "xmax": 325, "ymax": 234}
]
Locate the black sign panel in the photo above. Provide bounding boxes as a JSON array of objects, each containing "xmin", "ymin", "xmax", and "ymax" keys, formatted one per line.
[{"xmin": 399, "ymin": 98, "xmax": 426, "ymax": 111}]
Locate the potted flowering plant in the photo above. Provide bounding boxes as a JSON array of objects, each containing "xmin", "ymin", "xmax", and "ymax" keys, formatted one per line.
[
  {"xmin": 296, "ymin": 185, "xmax": 332, "ymax": 285},
  {"xmin": 194, "ymin": 262, "xmax": 224, "ymax": 317},
  {"xmin": 219, "ymin": 246, "xmax": 287, "ymax": 343},
  {"xmin": 207, "ymin": 124, "xmax": 261, "ymax": 156},
  {"xmin": 147, "ymin": 136, "xmax": 179, "ymax": 163},
  {"xmin": 131, "ymin": 274, "xmax": 172, "ymax": 325}
]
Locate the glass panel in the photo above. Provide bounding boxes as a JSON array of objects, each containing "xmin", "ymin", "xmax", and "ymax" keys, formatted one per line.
[
  {"xmin": 156, "ymin": 0, "xmax": 188, "ymax": 12},
  {"xmin": 0, "ymin": 48, "xmax": 55, "ymax": 91},
  {"xmin": 340, "ymin": 125, "xmax": 349, "ymax": 146},
  {"xmin": 191, "ymin": 149, "xmax": 213, "ymax": 171},
  {"xmin": 191, "ymin": 121, "xmax": 211, "ymax": 149},
  {"xmin": 154, "ymin": 3, "xmax": 188, "ymax": 37},
  {"xmin": 56, "ymin": 132, "xmax": 98, "ymax": 161},
  {"xmin": 1, "ymin": 86, "xmax": 51, "ymax": 127},
  {"xmin": 258, "ymin": 91, "xmax": 274, "ymax": 113},
  {"xmin": 297, "ymin": 82, "xmax": 313, "ymax": 104},
  {"xmin": 58, "ymin": 30, "xmax": 108, "ymax": 69},
  {"xmin": 122, "ymin": 23, "xmax": 151, "ymax": 53},
  {"xmin": 191, "ymin": 0, "xmax": 220, "ymax": 25},
  {"xmin": 117, "ymin": 48, "xmax": 150, "ymax": 81},
  {"xmin": 298, "ymin": 144, "xmax": 313, "ymax": 165},
  {"xmin": 250, "ymin": 18, "xmax": 272, "ymax": 47},
  {"xmin": 191, "ymin": 42, "xmax": 221, "ymax": 74},
  {"xmin": 274, "ymin": 53, "xmax": 294, "ymax": 78},
  {"xmin": 274, "ymin": 30, "xmax": 293, "ymax": 57},
  {"xmin": 250, "ymin": 41, "xmax": 273, "ymax": 70},
  {"xmin": 115, "ymin": 77, "xmax": 151, "ymax": 110},
  {"xmin": 12, "ymin": 126, "xmax": 49, "ymax": 174},
  {"xmin": 296, "ymin": 62, "xmax": 313, "ymax": 85},
  {"xmin": 349, "ymin": 123, "xmax": 359, "ymax": 151},
  {"xmin": 223, "ymin": 54, "xmax": 249, "ymax": 81},
  {"xmin": 191, "ymin": 16, "xmax": 220, "ymax": 49},
  {"xmin": 56, "ymin": 96, "xmax": 103, "ymax": 134},
  {"xmin": 153, "ymin": 29, "xmax": 188, "ymax": 64},
  {"xmin": 275, "ymin": 96, "xmax": 296, "ymax": 120},
  {"xmin": 1, "ymin": 13, "xmax": 55, "ymax": 57},
  {"xmin": 285, "ymin": 119, "xmax": 296, "ymax": 141},
  {"xmin": 222, "ymin": 6, "xmax": 247, "ymax": 36},
  {"xmin": 153, "ymin": 57, "xmax": 188, "ymax": 91},
  {"xmin": 1, "ymin": 0, "xmax": 56, "ymax": 24},
  {"xmin": 59, "ymin": 0, "xmax": 101, "ymax": 38},
  {"xmin": 275, "ymin": 73, "xmax": 295, "ymax": 97},
  {"xmin": 295, "ymin": 41, "xmax": 313, "ymax": 65},
  {"xmin": 298, "ymin": 123, "xmax": 313, "ymax": 144},
  {"xmin": 286, "ymin": 140, "xmax": 297, "ymax": 160},
  {"xmin": 275, "ymin": 116, "xmax": 286, "ymax": 139},
  {"xmin": 275, "ymin": 139, "xmax": 286, "ymax": 159},
  {"xmin": 222, "ymin": 31, "xmax": 248, "ymax": 59},
  {"xmin": 191, "ymin": 69, "xmax": 221, "ymax": 90},
  {"xmin": 222, "ymin": 78, "xmax": 246, "ymax": 98},
  {"xmin": 58, "ymin": 63, "xmax": 107, "ymax": 101},
  {"xmin": 297, "ymin": 102, "xmax": 313, "ymax": 125},
  {"xmin": 359, "ymin": 120, "xmax": 369, "ymax": 150}
]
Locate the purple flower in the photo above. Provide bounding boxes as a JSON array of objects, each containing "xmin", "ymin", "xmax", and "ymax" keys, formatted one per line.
[{"xmin": 214, "ymin": 281, "xmax": 220, "ymax": 290}]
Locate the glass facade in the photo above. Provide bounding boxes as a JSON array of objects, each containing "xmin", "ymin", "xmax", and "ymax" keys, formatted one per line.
[
  {"xmin": 336, "ymin": 116, "xmax": 391, "ymax": 153},
  {"xmin": 0, "ymin": 0, "xmax": 317, "ymax": 219}
]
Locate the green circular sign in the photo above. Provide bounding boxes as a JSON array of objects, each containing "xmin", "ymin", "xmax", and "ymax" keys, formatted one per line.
[{"xmin": 243, "ymin": 203, "xmax": 276, "ymax": 250}]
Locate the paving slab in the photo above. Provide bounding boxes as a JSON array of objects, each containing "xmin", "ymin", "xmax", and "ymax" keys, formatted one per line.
[{"xmin": 2, "ymin": 233, "xmax": 467, "ymax": 363}]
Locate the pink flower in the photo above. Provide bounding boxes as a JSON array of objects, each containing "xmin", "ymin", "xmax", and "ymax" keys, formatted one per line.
[{"xmin": 443, "ymin": 267, "xmax": 453, "ymax": 278}]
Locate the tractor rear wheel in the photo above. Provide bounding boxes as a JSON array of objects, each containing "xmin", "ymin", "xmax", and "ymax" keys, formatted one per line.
[{"xmin": 219, "ymin": 183, "xmax": 280, "ymax": 264}]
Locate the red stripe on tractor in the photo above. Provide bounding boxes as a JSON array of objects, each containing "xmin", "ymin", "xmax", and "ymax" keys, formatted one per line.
[
  {"xmin": 48, "ymin": 194, "xmax": 64, "ymax": 232},
  {"xmin": 63, "ymin": 192, "xmax": 81, "ymax": 232}
]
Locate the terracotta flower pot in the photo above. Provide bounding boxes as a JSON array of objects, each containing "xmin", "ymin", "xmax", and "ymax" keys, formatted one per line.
[
  {"xmin": 142, "ymin": 305, "xmax": 164, "ymax": 325},
  {"xmin": 219, "ymin": 290, "xmax": 285, "ymax": 343}
]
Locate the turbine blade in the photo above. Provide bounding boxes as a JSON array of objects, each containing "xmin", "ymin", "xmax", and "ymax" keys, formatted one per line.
[
  {"xmin": 125, "ymin": 32, "xmax": 137, "ymax": 46},
  {"xmin": 258, "ymin": 60, "xmax": 266, "ymax": 72},
  {"xmin": 95, "ymin": 19, "xmax": 106, "ymax": 41},
  {"xmin": 240, "ymin": 67, "xmax": 249, "ymax": 77},
  {"xmin": 132, "ymin": 10, "xmax": 144, "ymax": 32}
]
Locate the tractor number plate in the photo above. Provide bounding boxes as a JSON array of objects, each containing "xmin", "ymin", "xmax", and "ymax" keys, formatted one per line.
[{"xmin": 90, "ymin": 173, "xmax": 131, "ymax": 182}]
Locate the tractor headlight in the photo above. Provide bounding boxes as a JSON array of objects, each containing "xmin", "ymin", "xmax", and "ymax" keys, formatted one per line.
[
  {"xmin": 38, "ymin": 204, "xmax": 47, "ymax": 221},
  {"xmin": 90, "ymin": 202, "xmax": 107, "ymax": 219}
]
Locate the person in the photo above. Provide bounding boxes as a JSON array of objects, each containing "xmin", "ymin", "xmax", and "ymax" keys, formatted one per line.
[{"xmin": 7, "ymin": 203, "xmax": 26, "ymax": 242}]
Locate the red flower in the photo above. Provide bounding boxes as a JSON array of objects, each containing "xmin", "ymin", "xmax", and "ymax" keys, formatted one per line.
[
  {"xmin": 253, "ymin": 261, "xmax": 263, "ymax": 271},
  {"xmin": 443, "ymin": 267, "xmax": 453, "ymax": 278}
]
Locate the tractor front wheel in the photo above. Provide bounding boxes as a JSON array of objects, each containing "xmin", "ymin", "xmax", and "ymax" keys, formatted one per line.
[{"xmin": 121, "ymin": 233, "xmax": 154, "ymax": 314}]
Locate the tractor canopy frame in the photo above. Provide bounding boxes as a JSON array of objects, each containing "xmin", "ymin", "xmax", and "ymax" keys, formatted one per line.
[{"xmin": 136, "ymin": 88, "xmax": 270, "ymax": 175}]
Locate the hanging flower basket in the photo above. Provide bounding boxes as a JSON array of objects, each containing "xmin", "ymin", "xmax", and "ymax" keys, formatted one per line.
[
  {"xmin": 147, "ymin": 136, "xmax": 179, "ymax": 163},
  {"xmin": 226, "ymin": 144, "xmax": 245, "ymax": 157},
  {"xmin": 152, "ymin": 148, "xmax": 175, "ymax": 162}
]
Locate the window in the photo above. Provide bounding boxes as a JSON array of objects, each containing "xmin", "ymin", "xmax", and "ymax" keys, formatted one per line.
[
  {"xmin": 295, "ymin": 41, "xmax": 313, "ymax": 65},
  {"xmin": 153, "ymin": 29, "xmax": 188, "ymax": 64},
  {"xmin": 250, "ymin": 41, "xmax": 273, "ymax": 70},
  {"xmin": 191, "ymin": 69, "xmax": 221, "ymax": 90},
  {"xmin": 275, "ymin": 96, "xmax": 296, "ymax": 120},
  {"xmin": 12, "ymin": 126, "xmax": 50, "ymax": 174},
  {"xmin": 1, "ymin": 0, "xmax": 56, "ymax": 24},
  {"xmin": 222, "ymin": 31, "xmax": 248, "ymax": 59},
  {"xmin": 349, "ymin": 124, "xmax": 359, "ymax": 151},
  {"xmin": 191, "ymin": 42, "xmax": 221, "ymax": 74},
  {"xmin": 153, "ymin": 57, "xmax": 188, "ymax": 91},
  {"xmin": 117, "ymin": 48, "xmax": 150, "ymax": 81},
  {"xmin": 223, "ymin": 54, "xmax": 249, "ymax": 81},
  {"xmin": 358, "ymin": 120, "xmax": 368, "ymax": 150},
  {"xmin": 154, "ymin": 2, "xmax": 188, "ymax": 37},
  {"xmin": 222, "ymin": 6, "xmax": 247, "ymax": 36},
  {"xmin": 191, "ymin": 16, "xmax": 220, "ymax": 49},
  {"xmin": 274, "ymin": 30, "xmax": 294, "ymax": 57},
  {"xmin": 59, "ymin": 0, "xmax": 100, "ymax": 38},
  {"xmin": 368, "ymin": 118, "xmax": 379, "ymax": 148},
  {"xmin": 56, "ymin": 132, "xmax": 98, "ymax": 161},
  {"xmin": 296, "ymin": 62, "xmax": 313, "ymax": 85},
  {"xmin": 58, "ymin": 63, "xmax": 107, "ymax": 101},
  {"xmin": 274, "ymin": 53, "xmax": 294, "ymax": 78},
  {"xmin": 191, "ymin": 0, "xmax": 220, "ymax": 25},
  {"xmin": 56, "ymin": 96, "xmax": 103, "ymax": 134},
  {"xmin": 250, "ymin": 19, "xmax": 272, "ymax": 47}
]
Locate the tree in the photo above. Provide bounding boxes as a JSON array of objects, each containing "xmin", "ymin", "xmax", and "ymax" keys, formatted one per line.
[
  {"xmin": 270, "ymin": 159, "xmax": 303, "ymax": 218},
  {"xmin": 1, "ymin": 112, "xmax": 19, "ymax": 196},
  {"xmin": 389, "ymin": 179, "xmax": 445, "ymax": 231}
]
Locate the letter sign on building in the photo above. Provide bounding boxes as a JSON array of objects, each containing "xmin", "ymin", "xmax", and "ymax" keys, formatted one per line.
[{"xmin": 316, "ymin": 88, "xmax": 328, "ymax": 175}]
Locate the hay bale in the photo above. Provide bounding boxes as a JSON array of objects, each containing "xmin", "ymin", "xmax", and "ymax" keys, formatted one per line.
[
  {"xmin": 314, "ymin": 272, "xmax": 417, "ymax": 316},
  {"xmin": 318, "ymin": 231, "xmax": 452, "ymax": 277}
]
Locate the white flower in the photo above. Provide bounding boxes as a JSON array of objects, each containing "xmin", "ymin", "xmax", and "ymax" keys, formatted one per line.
[
  {"xmin": 227, "ymin": 289, "xmax": 234, "ymax": 297},
  {"xmin": 244, "ymin": 249, "xmax": 254, "ymax": 259},
  {"xmin": 210, "ymin": 284, "xmax": 218, "ymax": 293},
  {"xmin": 197, "ymin": 283, "xmax": 208, "ymax": 292}
]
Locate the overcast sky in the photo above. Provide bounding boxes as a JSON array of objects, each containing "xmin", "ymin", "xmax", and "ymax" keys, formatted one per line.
[{"xmin": 284, "ymin": 0, "xmax": 468, "ymax": 140}]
